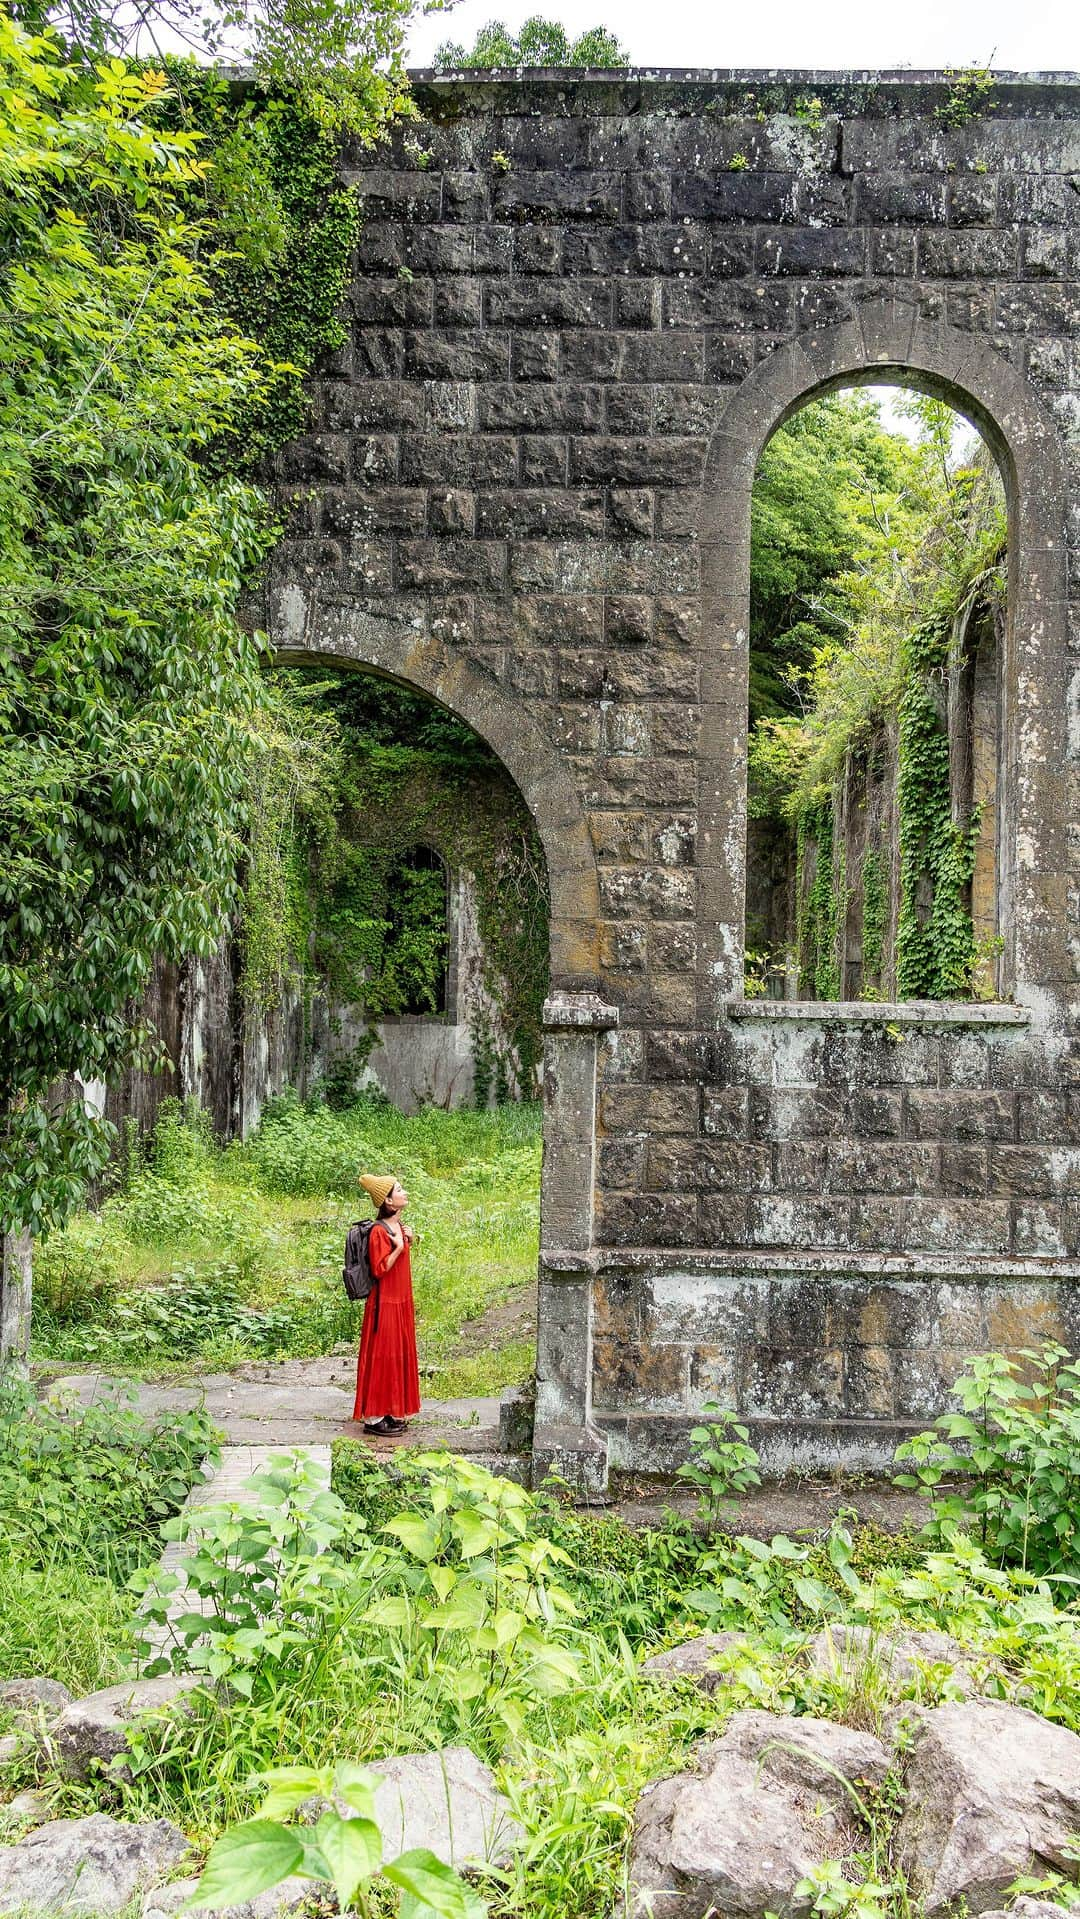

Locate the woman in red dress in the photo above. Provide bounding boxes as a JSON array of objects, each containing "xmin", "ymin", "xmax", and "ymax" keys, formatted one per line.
[{"xmin": 352, "ymin": 1172, "xmax": 421, "ymax": 1435}]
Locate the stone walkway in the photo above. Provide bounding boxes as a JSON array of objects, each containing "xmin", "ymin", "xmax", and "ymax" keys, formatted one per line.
[
  {"xmin": 46, "ymin": 1360, "xmax": 503, "ymax": 1452},
  {"xmin": 142, "ymin": 1442, "xmax": 332, "ymax": 1654}
]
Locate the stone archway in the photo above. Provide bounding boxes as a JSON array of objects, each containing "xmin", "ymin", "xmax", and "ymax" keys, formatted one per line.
[
  {"xmin": 267, "ymin": 581, "xmax": 615, "ymax": 1492},
  {"xmin": 695, "ymin": 296, "xmax": 1070, "ymax": 1023}
]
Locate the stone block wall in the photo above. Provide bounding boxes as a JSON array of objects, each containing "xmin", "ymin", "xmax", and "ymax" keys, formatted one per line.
[{"xmin": 260, "ymin": 69, "xmax": 1080, "ymax": 1472}]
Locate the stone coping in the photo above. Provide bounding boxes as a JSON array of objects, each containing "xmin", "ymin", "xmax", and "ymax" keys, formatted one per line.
[
  {"xmin": 543, "ymin": 990, "xmax": 620, "ymax": 1030},
  {"xmin": 720, "ymin": 999, "xmax": 1030, "ymax": 1026},
  {"xmin": 408, "ymin": 67, "xmax": 1080, "ymax": 92},
  {"xmin": 543, "ymin": 1246, "xmax": 1080, "ymax": 1279}
]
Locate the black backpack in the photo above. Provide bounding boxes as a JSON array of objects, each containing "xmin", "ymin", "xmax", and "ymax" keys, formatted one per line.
[{"xmin": 342, "ymin": 1220, "xmax": 380, "ymax": 1303}]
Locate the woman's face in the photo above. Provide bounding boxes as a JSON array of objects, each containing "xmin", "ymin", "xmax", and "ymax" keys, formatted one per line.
[{"xmin": 387, "ymin": 1181, "xmax": 408, "ymax": 1211}]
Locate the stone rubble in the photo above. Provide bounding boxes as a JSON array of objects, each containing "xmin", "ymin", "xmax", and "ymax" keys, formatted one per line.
[
  {"xmin": 894, "ymin": 1700, "xmax": 1080, "ymax": 1917},
  {"xmin": 0, "ymin": 1812, "xmax": 189, "ymax": 1915},
  {"xmin": 48, "ymin": 1674, "xmax": 204, "ymax": 1783},
  {"xmin": 640, "ymin": 1630, "xmax": 750, "ymax": 1692},
  {"xmin": 807, "ymin": 1623, "xmax": 979, "ymax": 1695},
  {"xmin": 627, "ymin": 1709, "xmax": 890, "ymax": 1919}
]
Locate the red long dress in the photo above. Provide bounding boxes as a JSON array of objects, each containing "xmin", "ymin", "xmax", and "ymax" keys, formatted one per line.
[{"xmin": 352, "ymin": 1222, "xmax": 421, "ymax": 1423}]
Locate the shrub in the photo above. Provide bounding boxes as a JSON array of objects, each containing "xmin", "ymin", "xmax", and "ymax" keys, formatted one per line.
[
  {"xmin": 894, "ymin": 1342, "xmax": 1080, "ymax": 1576},
  {"xmin": 0, "ymin": 1373, "xmax": 219, "ymax": 1579}
]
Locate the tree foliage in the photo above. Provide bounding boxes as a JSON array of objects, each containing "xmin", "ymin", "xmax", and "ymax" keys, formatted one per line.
[
  {"xmin": 434, "ymin": 14, "xmax": 628, "ymax": 70},
  {"xmin": 0, "ymin": 21, "xmax": 274, "ymax": 1236},
  {"xmin": 0, "ymin": 0, "xmax": 421, "ymax": 1251}
]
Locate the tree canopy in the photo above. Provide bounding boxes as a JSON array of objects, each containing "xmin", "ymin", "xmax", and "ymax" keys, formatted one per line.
[
  {"xmin": 434, "ymin": 15, "xmax": 628, "ymax": 70},
  {"xmin": 0, "ymin": 0, "xmax": 419, "ymax": 1265}
]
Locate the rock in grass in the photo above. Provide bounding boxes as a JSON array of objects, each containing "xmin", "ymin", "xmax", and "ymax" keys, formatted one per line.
[
  {"xmin": 627, "ymin": 1709, "xmax": 890, "ymax": 1919},
  {"xmin": 142, "ymin": 1875, "xmax": 312, "ymax": 1918},
  {"xmin": 0, "ymin": 1679, "xmax": 74, "ymax": 1728},
  {"xmin": 2, "ymin": 1791, "xmax": 52, "ymax": 1832},
  {"xmin": 367, "ymin": 1747, "xmax": 523, "ymax": 1869},
  {"xmin": 49, "ymin": 1675, "xmax": 203, "ymax": 1783},
  {"xmin": 982, "ymin": 1903, "xmax": 1076, "ymax": 1919},
  {"xmin": 640, "ymin": 1632, "xmax": 749, "ymax": 1694},
  {"xmin": 894, "ymin": 1701, "xmax": 1080, "ymax": 1916},
  {"xmin": 807, "ymin": 1624, "xmax": 977, "ymax": 1696},
  {"xmin": 0, "ymin": 1812, "xmax": 189, "ymax": 1914}
]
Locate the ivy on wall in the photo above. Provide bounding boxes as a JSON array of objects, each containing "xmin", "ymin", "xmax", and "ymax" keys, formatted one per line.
[
  {"xmin": 895, "ymin": 617, "xmax": 980, "ymax": 999},
  {"xmin": 161, "ymin": 68, "xmax": 363, "ymax": 471}
]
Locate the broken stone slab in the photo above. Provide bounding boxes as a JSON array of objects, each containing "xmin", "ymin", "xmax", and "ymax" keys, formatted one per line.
[
  {"xmin": 142, "ymin": 1875, "xmax": 312, "ymax": 1918},
  {"xmin": 0, "ymin": 1678, "xmax": 74, "ymax": 1727},
  {"xmin": 807, "ymin": 1624, "xmax": 978, "ymax": 1696},
  {"xmin": 640, "ymin": 1631, "xmax": 749, "ymax": 1693},
  {"xmin": 627, "ymin": 1708, "xmax": 891, "ymax": 1919},
  {"xmin": 363, "ymin": 1747, "xmax": 524, "ymax": 1869},
  {"xmin": 0, "ymin": 1812, "xmax": 189, "ymax": 1914},
  {"xmin": 894, "ymin": 1701, "xmax": 1080, "ymax": 1916},
  {"xmin": 981, "ymin": 1903, "xmax": 1076, "ymax": 1919},
  {"xmin": 1, "ymin": 1790, "xmax": 51, "ymax": 1831},
  {"xmin": 49, "ymin": 1675, "xmax": 204, "ymax": 1783}
]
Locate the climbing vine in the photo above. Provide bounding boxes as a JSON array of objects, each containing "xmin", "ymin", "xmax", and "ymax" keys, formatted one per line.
[
  {"xmin": 895, "ymin": 618, "xmax": 981, "ymax": 999},
  {"xmin": 748, "ymin": 391, "xmax": 1007, "ymax": 1004},
  {"xmin": 797, "ymin": 800, "xmax": 843, "ymax": 1000},
  {"xmin": 160, "ymin": 69, "xmax": 364, "ymax": 471},
  {"xmin": 860, "ymin": 846, "xmax": 888, "ymax": 989}
]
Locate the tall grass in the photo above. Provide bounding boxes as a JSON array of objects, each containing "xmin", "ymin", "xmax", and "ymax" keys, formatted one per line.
[{"xmin": 32, "ymin": 1096, "xmax": 541, "ymax": 1388}]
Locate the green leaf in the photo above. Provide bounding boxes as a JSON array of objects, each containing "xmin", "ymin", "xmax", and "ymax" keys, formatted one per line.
[
  {"xmin": 193, "ymin": 1822, "xmax": 305, "ymax": 1906},
  {"xmin": 314, "ymin": 1812, "xmax": 382, "ymax": 1904},
  {"xmin": 384, "ymin": 1847, "xmax": 478, "ymax": 1917}
]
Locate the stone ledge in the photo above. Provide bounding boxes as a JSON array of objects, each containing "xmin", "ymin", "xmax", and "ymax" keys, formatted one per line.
[
  {"xmin": 721, "ymin": 999, "xmax": 1030, "ymax": 1027},
  {"xmin": 543, "ymin": 989, "xmax": 620, "ymax": 1031},
  {"xmin": 548, "ymin": 1245, "xmax": 1080, "ymax": 1280}
]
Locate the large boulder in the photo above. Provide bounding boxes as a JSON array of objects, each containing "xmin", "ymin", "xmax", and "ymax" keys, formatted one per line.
[
  {"xmin": 894, "ymin": 1701, "xmax": 1080, "ymax": 1915},
  {"xmin": 143, "ymin": 1876, "xmax": 311, "ymax": 1918},
  {"xmin": 366, "ymin": 1747, "xmax": 523, "ymax": 1869},
  {"xmin": 0, "ymin": 1679, "xmax": 74, "ymax": 1727},
  {"xmin": 808, "ymin": 1625, "xmax": 977, "ymax": 1697},
  {"xmin": 628, "ymin": 1709, "xmax": 890, "ymax": 1919},
  {"xmin": 49, "ymin": 1675, "xmax": 202, "ymax": 1783},
  {"xmin": 641, "ymin": 1632, "xmax": 749, "ymax": 1694},
  {"xmin": 0, "ymin": 1812, "xmax": 189, "ymax": 1914}
]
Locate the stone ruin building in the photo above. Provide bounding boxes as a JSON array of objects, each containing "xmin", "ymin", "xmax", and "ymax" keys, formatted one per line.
[{"xmin": 159, "ymin": 69, "xmax": 1080, "ymax": 1488}]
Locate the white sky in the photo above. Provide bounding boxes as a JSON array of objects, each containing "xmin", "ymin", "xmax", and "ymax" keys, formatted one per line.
[{"xmin": 408, "ymin": 0, "xmax": 1076, "ymax": 73}]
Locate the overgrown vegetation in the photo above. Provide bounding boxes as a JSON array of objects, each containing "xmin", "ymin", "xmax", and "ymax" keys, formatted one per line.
[
  {"xmin": 32, "ymin": 1096, "xmax": 541, "ymax": 1395},
  {"xmin": 747, "ymin": 389, "xmax": 1007, "ymax": 1001},
  {"xmin": 5, "ymin": 1381, "xmax": 1080, "ymax": 1916}
]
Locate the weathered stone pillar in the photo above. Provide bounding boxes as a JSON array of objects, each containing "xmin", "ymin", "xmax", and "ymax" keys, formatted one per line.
[
  {"xmin": 0, "ymin": 1231, "xmax": 32, "ymax": 1369},
  {"xmin": 532, "ymin": 989, "xmax": 617, "ymax": 1497}
]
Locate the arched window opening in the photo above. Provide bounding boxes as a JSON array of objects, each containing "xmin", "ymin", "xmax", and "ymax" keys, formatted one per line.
[
  {"xmin": 383, "ymin": 843, "xmax": 451, "ymax": 1018},
  {"xmin": 745, "ymin": 385, "xmax": 1006, "ymax": 1004}
]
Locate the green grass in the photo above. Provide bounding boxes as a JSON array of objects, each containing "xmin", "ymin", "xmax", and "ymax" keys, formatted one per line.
[{"xmin": 32, "ymin": 1095, "xmax": 541, "ymax": 1387}]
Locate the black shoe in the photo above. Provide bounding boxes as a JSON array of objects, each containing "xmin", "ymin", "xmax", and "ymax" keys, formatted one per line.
[{"xmin": 382, "ymin": 1416, "xmax": 408, "ymax": 1434}]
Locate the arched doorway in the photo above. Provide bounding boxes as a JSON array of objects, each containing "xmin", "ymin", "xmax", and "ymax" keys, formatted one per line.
[{"xmin": 268, "ymin": 597, "xmax": 614, "ymax": 1491}]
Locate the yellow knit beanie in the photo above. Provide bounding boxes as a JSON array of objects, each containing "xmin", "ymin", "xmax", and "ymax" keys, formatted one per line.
[{"xmin": 359, "ymin": 1172, "xmax": 397, "ymax": 1212}]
